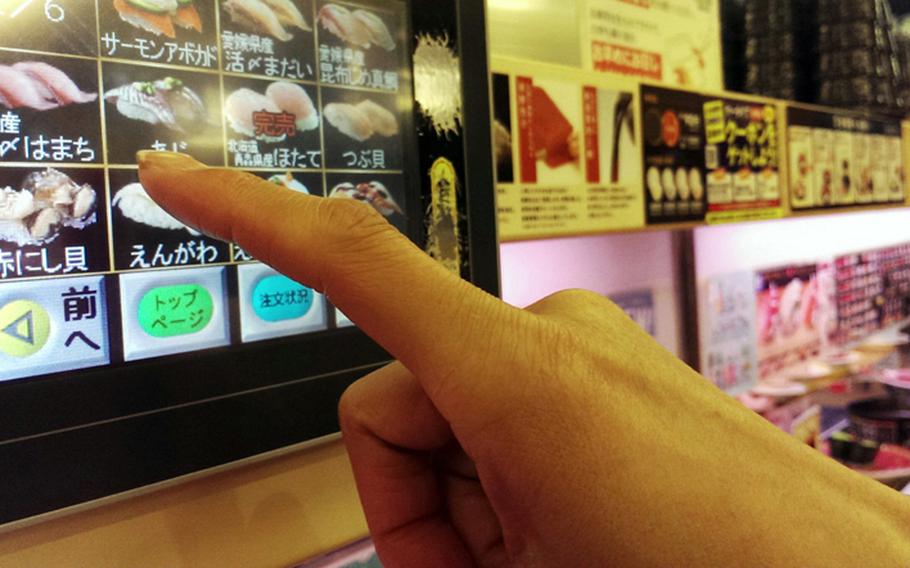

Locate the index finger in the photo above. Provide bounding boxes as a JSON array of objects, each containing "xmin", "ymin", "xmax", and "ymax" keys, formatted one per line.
[{"xmin": 136, "ymin": 151, "xmax": 513, "ymax": 402}]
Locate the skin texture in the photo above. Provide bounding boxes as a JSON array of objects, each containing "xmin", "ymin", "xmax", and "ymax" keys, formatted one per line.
[{"xmin": 137, "ymin": 151, "xmax": 910, "ymax": 568}]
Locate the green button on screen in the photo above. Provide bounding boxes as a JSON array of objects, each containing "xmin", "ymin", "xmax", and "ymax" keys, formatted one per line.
[{"xmin": 138, "ymin": 285, "xmax": 214, "ymax": 338}]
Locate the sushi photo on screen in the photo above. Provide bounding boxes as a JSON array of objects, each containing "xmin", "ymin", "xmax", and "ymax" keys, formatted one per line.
[
  {"xmin": 0, "ymin": 167, "xmax": 110, "ymax": 281},
  {"xmin": 325, "ymin": 172, "xmax": 406, "ymax": 233},
  {"xmin": 0, "ymin": 53, "xmax": 103, "ymax": 165},
  {"xmin": 223, "ymin": 75, "xmax": 321, "ymax": 169},
  {"xmin": 0, "ymin": 0, "xmax": 98, "ymax": 56},
  {"xmin": 314, "ymin": 0, "xmax": 406, "ymax": 91},
  {"xmin": 102, "ymin": 62, "xmax": 225, "ymax": 165},
  {"xmin": 108, "ymin": 169, "xmax": 231, "ymax": 272},
  {"xmin": 321, "ymin": 87, "xmax": 402, "ymax": 170},
  {"xmin": 99, "ymin": 0, "xmax": 218, "ymax": 67},
  {"xmin": 220, "ymin": 0, "xmax": 317, "ymax": 81},
  {"xmin": 252, "ymin": 170, "xmax": 325, "ymax": 196}
]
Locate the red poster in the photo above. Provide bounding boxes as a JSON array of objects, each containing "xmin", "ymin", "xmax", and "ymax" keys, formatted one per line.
[
  {"xmin": 516, "ymin": 76, "xmax": 537, "ymax": 183},
  {"xmin": 583, "ymin": 86, "xmax": 600, "ymax": 184}
]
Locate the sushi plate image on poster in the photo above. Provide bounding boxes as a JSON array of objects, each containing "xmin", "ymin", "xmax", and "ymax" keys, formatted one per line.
[
  {"xmin": 102, "ymin": 62, "xmax": 224, "ymax": 165},
  {"xmin": 0, "ymin": 167, "xmax": 110, "ymax": 281},
  {"xmin": 314, "ymin": 0, "xmax": 406, "ymax": 92},
  {"xmin": 108, "ymin": 169, "xmax": 230, "ymax": 272},
  {"xmin": 98, "ymin": 0, "xmax": 218, "ymax": 69},
  {"xmin": 223, "ymin": 75, "xmax": 321, "ymax": 169},
  {"xmin": 0, "ymin": 52, "xmax": 102, "ymax": 165},
  {"xmin": 321, "ymin": 86, "xmax": 402, "ymax": 171},
  {"xmin": 0, "ymin": 0, "xmax": 98, "ymax": 56},
  {"xmin": 516, "ymin": 76, "xmax": 583, "ymax": 186},
  {"xmin": 220, "ymin": 0, "xmax": 317, "ymax": 81},
  {"xmin": 325, "ymin": 172, "xmax": 406, "ymax": 233},
  {"xmin": 641, "ymin": 85, "xmax": 707, "ymax": 223}
]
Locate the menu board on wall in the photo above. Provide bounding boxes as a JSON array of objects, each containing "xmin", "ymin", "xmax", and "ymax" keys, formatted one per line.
[
  {"xmin": 787, "ymin": 106, "xmax": 905, "ymax": 211},
  {"xmin": 0, "ymin": 0, "xmax": 413, "ymax": 380},
  {"xmin": 699, "ymin": 272, "xmax": 758, "ymax": 395},
  {"xmin": 581, "ymin": 0, "xmax": 723, "ymax": 90},
  {"xmin": 493, "ymin": 57, "xmax": 645, "ymax": 241}
]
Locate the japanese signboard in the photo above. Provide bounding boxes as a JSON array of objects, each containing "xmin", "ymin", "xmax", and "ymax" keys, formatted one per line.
[
  {"xmin": 0, "ymin": 0, "xmax": 413, "ymax": 380},
  {"xmin": 582, "ymin": 0, "xmax": 723, "ymax": 90},
  {"xmin": 493, "ymin": 56, "xmax": 645, "ymax": 241},
  {"xmin": 786, "ymin": 105, "xmax": 906, "ymax": 211}
]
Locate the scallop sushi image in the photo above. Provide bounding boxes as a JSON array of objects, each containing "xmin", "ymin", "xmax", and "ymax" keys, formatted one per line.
[
  {"xmin": 267, "ymin": 172, "xmax": 309, "ymax": 194},
  {"xmin": 646, "ymin": 167, "xmax": 663, "ymax": 202},
  {"xmin": 689, "ymin": 168, "xmax": 704, "ymax": 201},
  {"xmin": 662, "ymin": 168, "xmax": 677, "ymax": 201},
  {"xmin": 225, "ymin": 87, "xmax": 283, "ymax": 141},
  {"xmin": 113, "ymin": 182, "xmax": 200, "ymax": 234},
  {"xmin": 675, "ymin": 167, "xmax": 690, "ymax": 201},
  {"xmin": 265, "ymin": 81, "xmax": 319, "ymax": 132}
]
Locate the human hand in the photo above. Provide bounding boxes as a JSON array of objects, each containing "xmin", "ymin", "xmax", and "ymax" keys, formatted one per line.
[{"xmin": 138, "ymin": 152, "xmax": 910, "ymax": 568}]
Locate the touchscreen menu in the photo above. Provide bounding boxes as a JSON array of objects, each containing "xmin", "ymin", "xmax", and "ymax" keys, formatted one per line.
[{"xmin": 0, "ymin": 0, "xmax": 411, "ymax": 381}]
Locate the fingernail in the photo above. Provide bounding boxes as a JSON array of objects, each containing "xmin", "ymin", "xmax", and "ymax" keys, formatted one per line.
[{"xmin": 136, "ymin": 151, "xmax": 204, "ymax": 171}]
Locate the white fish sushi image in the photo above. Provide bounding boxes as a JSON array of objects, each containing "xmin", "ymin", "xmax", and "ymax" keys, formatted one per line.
[
  {"xmin": 0, "ymin": 63, "xmax": 96, "ymax": 111},
  {"xmin": 318, "ymin": 4, "xmax": 372, "ymax": 48},
  {"xmin": 265, "ymin": 81, "xmax": 319, "ymax": 132},
  {"xmin": 113, "ymin": 182, "xmax": 200, "ymax": 234},
  {"xmin": 352, "ymin": 9, "xmax": 395, "ymax": 51},
  {"xmin": 223, "ymin": 0, "xmax": 294, "ymax": 41},
  {"xmin": 261, "ymin": 0, "xmax": 310, "ymax": 31},
  {"xmin": 12, "ymin": 62, "xmax": 97, "ymax": 105}
]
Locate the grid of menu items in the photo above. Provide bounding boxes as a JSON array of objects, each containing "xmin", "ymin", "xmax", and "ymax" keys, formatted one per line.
[
  {"xmin": 834, "ymin": 243, "xmax": 910, "ymax": 344},
  {"xmin": 0, "ymin": 0, "xmax": 411, "ymax": 381},
  {"xmin": 787, "ymin": 105, "xmax": 906, "ymax": 211}
]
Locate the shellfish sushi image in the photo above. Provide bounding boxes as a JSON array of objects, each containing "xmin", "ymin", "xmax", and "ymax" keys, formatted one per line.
[
  {"xmin": 267, "ymin": 172, "xmax": 309, "ymax": 194},
  {"xmin": 0, "ymin": 169, "xmax": 97, "ymax": 246},
  {"xmin": 323, "ymin": 99, "xmax": 398, "ymax": 142},
  {"xmin": 225, "ymin": 81, "xmax": 319, "ymax": 142}
]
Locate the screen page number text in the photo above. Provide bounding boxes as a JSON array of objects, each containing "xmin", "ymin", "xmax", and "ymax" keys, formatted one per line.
[{"xmin": 0, "ymin": 0, "xmax": 64, "ymax": 22}]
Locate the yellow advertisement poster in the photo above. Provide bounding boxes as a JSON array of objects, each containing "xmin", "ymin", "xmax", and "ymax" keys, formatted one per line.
[
  {"xmin": 581, "ymin": 0, "xmax": 723, "ymax": 91},
  {"xmin": 492, "ymin": 57, "xmax": 645, "ymax": 241}
]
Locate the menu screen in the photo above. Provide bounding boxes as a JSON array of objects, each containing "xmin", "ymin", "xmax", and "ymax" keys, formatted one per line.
[{"xmin": 0, "ymin": 0, "xmax": 412, "ymax": 381}]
